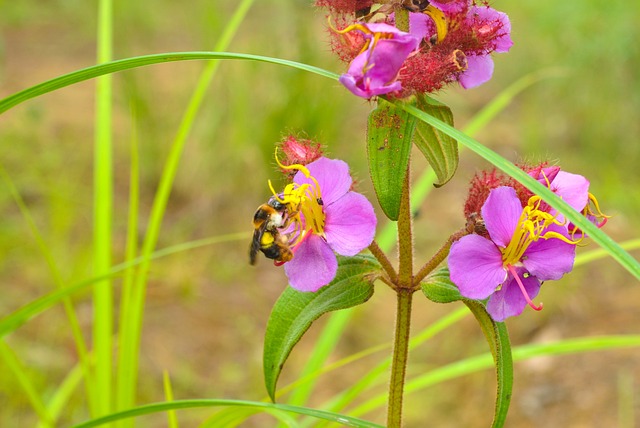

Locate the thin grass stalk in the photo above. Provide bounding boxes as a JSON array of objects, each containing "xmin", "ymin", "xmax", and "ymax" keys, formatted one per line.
[
  {"xmin": 114, "ymin": 0, "xmax": 254, "ymax": 420},
  {"xmin": 163, "ymin": 371, "xmax": 179, "ymax": 428},
  {"xmin": 93, "ymin": 0, "xmax": 114, "ymax": 418},
  {"xmin": 0, "ymin": 340, "xmax": 53, "ymax": 426},
  {"xmin": 39, "ymin": 363, "xmax": 85, "ymax": 428},
  {"xmin": 114, "ymin": 109, "xmax": 140, "ymax": 423}
]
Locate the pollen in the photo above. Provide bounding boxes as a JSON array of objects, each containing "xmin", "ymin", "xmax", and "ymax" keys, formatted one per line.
[{"xmin": 268, "ymin": 150, "xmax": 327, "ymax": 249}]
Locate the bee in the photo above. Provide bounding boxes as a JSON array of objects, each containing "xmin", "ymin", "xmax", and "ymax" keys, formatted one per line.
[
  {"xmin": 402, "ymin": 0, "xmax": 430, "ymax": 12},
  {"xmin": 249, "ymin": 198, "xmax": 293, "ymax": 265}
]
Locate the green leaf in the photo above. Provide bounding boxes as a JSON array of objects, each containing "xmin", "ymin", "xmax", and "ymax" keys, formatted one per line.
[
  {"xmin": 420, "ymin": 267, "xmax": 462, "ymax": 304},
  {"xmin": 366, "ymin": 98, "xmax": 416, "ymax": 220},
  {"xmin": 413, "ymin": 94, "xmax": 458, "ymax": 187},
  {"xmin": 263, "ymin": 255, "xmax": 380, "ymax": 402},
  {"xmin": 420, "ymin": 268, "xmax": 513, "ymax": 427},
  {"xmin": 463, "ymin": 300, "xmax": 513, "ymax": 428}
]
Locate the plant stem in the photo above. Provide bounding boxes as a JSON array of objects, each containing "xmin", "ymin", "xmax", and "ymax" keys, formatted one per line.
[
  {"xmin": 413, "ymin": 227, "xmax": 467, "ymax": 285},
  {"xmin": 397, "ymin": 164, "xmax": 413, "ymax": 289},
  {"xmin": 369, "ymin": 240, "xmax": 397, "ymax": 283},
  {"xmin": 387, "ymin": 289, "xmax": 413, "ymax": 428},
  {"xmin": 387, "ymin": 162, "xmax": 414, "ymax": 427}
]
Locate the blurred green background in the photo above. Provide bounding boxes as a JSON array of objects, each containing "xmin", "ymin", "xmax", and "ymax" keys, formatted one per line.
[{"xmin": 1, "ymin": 0, "xmax": 638, "ymax": 426}]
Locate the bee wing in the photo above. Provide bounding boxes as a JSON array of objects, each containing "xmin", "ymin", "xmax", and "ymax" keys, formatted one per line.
[{"xmin": 249, "ymin": 229, "xmax": 261, "ymax": 265}]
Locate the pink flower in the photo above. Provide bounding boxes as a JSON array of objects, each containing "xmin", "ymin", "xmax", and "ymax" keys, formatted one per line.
[
  {"xmin": 449, "ymin": 187, "xmax": 578, "ymax": 321},
  {"xmin": 338, "ymin": 23, "xmax": 420, "ymax": 98},
  {"xmin": 276, "ymin": 157, "xmax": 377, "ymax": 291}
]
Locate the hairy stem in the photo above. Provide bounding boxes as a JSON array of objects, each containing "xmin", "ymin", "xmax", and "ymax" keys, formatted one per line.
[
  {"xmin": 387, "ymin": 289, "xmax": 414, "ymax": 427},
  {"xmin": 413, "ymin": 227, "xmax": 467, "ymax": 285},
  {"xmin": 369, "ymin": 240, "xmax": 397, "ymax": 284},
  {"xmin": 387, "ymin": 163, "xmax": 414, "ymax": 427},
  {"xmin": 397, "ymin": 164, "xmax": 413, "ymax": 289}
]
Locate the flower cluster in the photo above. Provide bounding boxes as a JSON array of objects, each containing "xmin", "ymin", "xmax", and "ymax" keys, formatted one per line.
[
  {"xmin": 448, "ymin": 165, "xmax": 607, "ymax": 321},
  {"xmin": 252, "ymin": 141, "xmax": 377, "ymax": 292},
  {"xmin": 317, "ymin": 0, "xmax": 513, "ymax": 98}
]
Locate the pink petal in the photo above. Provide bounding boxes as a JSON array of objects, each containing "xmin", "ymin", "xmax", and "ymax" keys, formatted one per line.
[
  {"xmin": 324, "ymin": 192, "xmax": 377, "ymax": 256},
  {"xmin": 481, "ymin": 186, "xmax": 522, "ymax": 248},
  {"xmin": 458, "ymin": 54, "xmax": 494, "ymax": 89},
  {"xmin": 522, "ymin": 224, "xmax": 576, "ymax": 281},
  {"xmin": 549, "ymin": 171, "xmax": 590, "ymax": 213},
  {"xmin": 486, "ymin": 268, "xmax": 541, "ymax": 321},
  {"xmin": 448, "ymin": 234, "xmax": 507, "ymax": 300},
  {"xmin": 284, "ymin": 234, "xmax": 337, "ymax": 292},
  {"xmin": 295, "ymin": 157, "xmax": 351, "ymax": 207}
]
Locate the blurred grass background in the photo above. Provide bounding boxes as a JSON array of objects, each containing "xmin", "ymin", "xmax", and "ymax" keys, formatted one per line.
[{"xmin": 0, "ymin": 0, "xmax": 639, "ymax": 426}]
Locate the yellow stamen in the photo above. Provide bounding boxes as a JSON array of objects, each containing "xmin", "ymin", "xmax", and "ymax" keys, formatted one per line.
[
  {"xmin": 501, "ymin": 195, "xmax": 580, "ymax": 266},
  {"xmin": 424, "ymin": 5, "xmax": 448, "ymax": 43}
]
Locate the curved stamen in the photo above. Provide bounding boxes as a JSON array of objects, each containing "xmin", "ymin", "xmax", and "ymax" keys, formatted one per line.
[
  {"xmin": 424, "ymin": 5, "xmax": 448, "ymax": 43},
  {"xmin": 507, "ymin": 264, "xmax": 543, "ymax": 311}
]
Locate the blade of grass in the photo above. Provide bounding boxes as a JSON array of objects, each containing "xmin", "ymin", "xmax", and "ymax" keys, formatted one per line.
[
  {"xmin": 93, "ymin": 0, "xmax": 114, "ymax": 419},
  {"xmin": 70, "ymin": 399, "xmax": 384, "ymax": 428},
  {"xmin": 0, "ymin": 52, "xmax": 338, "ymax": 115},
  {"xmin": 0, "ymin": 339, "xmax": 53, "ymax": 427},
  {"xmin": 115, "ymin": 0, "xmax": 256, "ymax": 421}
]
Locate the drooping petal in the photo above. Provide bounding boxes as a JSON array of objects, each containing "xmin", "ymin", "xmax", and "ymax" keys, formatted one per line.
[
  {"xmin": 324, "ymin": 192, "xmax": 377, "ymax": 256},
  {"xmin": 549, "ymin": 171, "xmax": 590, "ymax": 213},
  {"xmin": 449, "ymin": 234, "xmax": 507, "ymax": 300},
  {"xmin": 284, "ymin": 234, "xmax": 338, "ymax": 292},
  {"xmin": 486, "ymin": 268, "xmax": 541, "ymax": 321},
  {"xmin": 339, "ymin": 73, "xmax": 402, "ymax": 98},
  {"xmin": 481, "ymin": 186, "xmax": 522, "ymax": 248},
  {"xmin": 458, "ymin": 54, "xmax": 494, "ymax": 89},
  {"xmin": 294, "ymin": 157, "xmax": 351, "ymax": 206},
  {"xmin": 522, "ymin": 224, "xmax": 576, "ymax": 281}
]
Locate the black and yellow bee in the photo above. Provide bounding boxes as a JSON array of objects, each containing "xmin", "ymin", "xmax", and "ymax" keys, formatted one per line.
[{"xmin": 249, "ymin": 198, "xmax": 294, "ymax": 265}]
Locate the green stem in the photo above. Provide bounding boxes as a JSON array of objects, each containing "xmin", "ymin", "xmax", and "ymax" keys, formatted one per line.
[
  {"xmin": 397, "ymin": 164, "xmax": 413, "ymax": 289},
  {"xmin": 387, "ymin": 289, "xmax": 413, "ymax": 428},
  {"xmin": 387, "ymin": 162, "xmax": 414, "ymax": 427},
  {"xmin": 368, "ymin": 240, "xmax": 397, "ymax": 283}
]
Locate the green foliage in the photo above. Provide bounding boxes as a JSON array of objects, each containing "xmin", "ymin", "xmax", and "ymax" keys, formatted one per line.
[
  {"xmin": 366, "ymin": 99, "xmax": 416, "ymax": 220},
  {"xmin": 420, "ymin": 267, "xmax": 462, "ymax": 304},
  {"xmin": 413, "ymin": 95, "xmax": 458, "ymax": 187},
  {"xmin": 263, "ymin": 255, "xmax": 380, "ymax": 402}
]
